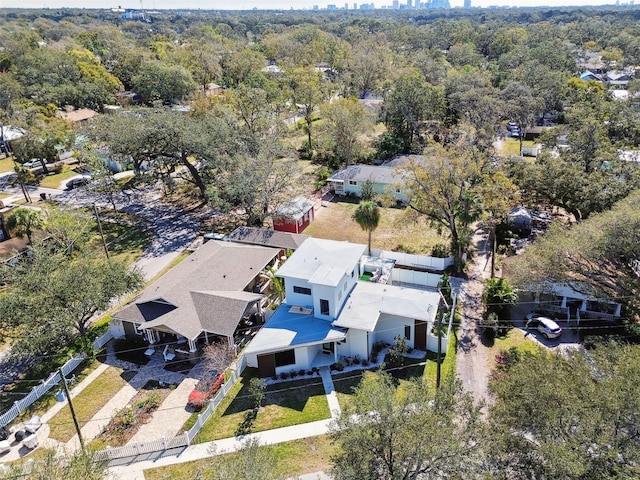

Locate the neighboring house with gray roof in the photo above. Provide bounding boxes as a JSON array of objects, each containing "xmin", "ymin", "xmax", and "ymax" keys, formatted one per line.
[
  {"xmin": 327, "ymin": 164, "xmax": 408, "ymax": 202},
  {"xmin": 110, "ymin": 240, "xmax": 281, "ymax": 357},
  {"xmin": 227, "ymin": 226, "xmax": 308, "ymax": 250},
  {"xmin": 327, "ymin": 156, "xmax": 428, "ymax": 202}
]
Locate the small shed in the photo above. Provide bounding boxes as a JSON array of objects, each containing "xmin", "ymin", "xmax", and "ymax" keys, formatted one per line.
[{"xmin": 273, "ymin": 197, "xmax": 315, "ymax": 234}]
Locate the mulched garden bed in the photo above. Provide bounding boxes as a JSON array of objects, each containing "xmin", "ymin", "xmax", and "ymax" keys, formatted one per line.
[{"xmin": 92, "ymin": 380, "xmax": 177, "ymax": 448}]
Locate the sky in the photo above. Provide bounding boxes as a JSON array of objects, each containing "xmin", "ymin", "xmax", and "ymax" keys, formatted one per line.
[{"xmin": 0, "ymin": 0, "xmax": 618, "ymax": 11}]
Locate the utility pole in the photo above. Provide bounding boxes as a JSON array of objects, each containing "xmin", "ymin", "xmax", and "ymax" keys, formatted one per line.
[
  {"xmin": 59, "ymin": 368, "xmax": 84, "ymax": 451},
  {"xmin": 93, "ymin": 203, "xmax": 110, "ymax": 261},
  {"xmin": 436, "ymin": 313, "xmax": 442, "ymax": 389}
]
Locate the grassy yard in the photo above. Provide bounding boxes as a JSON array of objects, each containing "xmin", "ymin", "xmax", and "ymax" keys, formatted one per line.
[
  {"xmin": 144, "ymin": 434, "xmax": 335, "ymax": 480},
  {"xmin": 186, "ymin": 369, "xmax": 330, "ymax": 443},
  {"xmin": 47, "ymin": 366, "xmax": 129, "ymax": 443},
  {"xmin": 38, "ymin": 170, "xmax": 79, "ymax": 189},
  {"xmin": 484, "ymin": 327, "xmax": 541, "ymax": 370},
  {"xmin": 96, "ymin": 214, "xmax": 152, "ymax": 266},
  {"xmin": 497, "ymin": 138, "xmax": 538, "ymax": 157},
  {"xmin": 303, "ymin": 198, "xmax": 446, "ymax": 254},
  {"xmin": 334, "ymin": 333, "xmax": 458, "ymax": 410},
  {"xmin": 0, "ymin": 157, "xmax": 14, "ymax": 173}
]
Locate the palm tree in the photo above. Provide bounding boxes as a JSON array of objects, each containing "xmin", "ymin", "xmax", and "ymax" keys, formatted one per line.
[
  {"xmin": 354, "ymin": 200, "xmax": 381, "ymax": 256},
  {"xmin": 5, "ymin": 207, "xmax": 45, "ymax": 244}
]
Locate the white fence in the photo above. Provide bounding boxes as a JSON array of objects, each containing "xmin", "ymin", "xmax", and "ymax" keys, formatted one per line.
[
  {"xmin": 372, "ymin": 249, "xmax": 454, "ymax": 272},
  {"xmin": 0, "ymin": 331, "xmax": 113, "ymax": 428},
  {"xmin": 93, "ymin": 353, "xmax": 248, "ymax": 462},
  {"xmin": 391, "ymin": 269, "xmax": 442, "ymax": 289}
]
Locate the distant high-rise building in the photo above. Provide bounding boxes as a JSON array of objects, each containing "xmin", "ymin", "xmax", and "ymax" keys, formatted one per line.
[
  {"xmin": 407, "ymin": 0, "xmax": 412, "ymax": 7},
  {"xmin": 392, "ymin": 0, "xmax": 399, "ymax": 7},
  {"xmin": 464, "ymin": 0, "xmax": 470, "ymax": 6},
  {"xmin": 313, "ymin": 4, "xmax": 319, "ymax": 9},
  {"xmin": 353, "ymin": 2, "xmax": 357, "ymax": 8}
]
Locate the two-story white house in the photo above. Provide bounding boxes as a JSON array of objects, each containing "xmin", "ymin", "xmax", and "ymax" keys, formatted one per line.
[{"xmin": 244, "ymin": 238, "xmax": 444, "ymax": 378}]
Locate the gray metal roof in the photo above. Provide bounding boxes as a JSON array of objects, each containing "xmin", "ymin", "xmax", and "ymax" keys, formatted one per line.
[
  {"xmin": 273, "ymin": 196, "xmax": 314, "ymax": 220},
  {"xmin": 328, "ymin": 164, "xmax": 400, "ymax": 185}
]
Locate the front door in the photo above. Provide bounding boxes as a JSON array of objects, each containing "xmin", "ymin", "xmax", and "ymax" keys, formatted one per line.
[
  {"xmin": 414, "ymin": 319, "xmax": 427, "ymax": 351},
  {"xmin": 257, "ymin": 353, "xmax": 276, "ymax": 378}
]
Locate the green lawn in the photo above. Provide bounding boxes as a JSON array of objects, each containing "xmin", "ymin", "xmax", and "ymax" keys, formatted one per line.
[
  {"xmin": 497, "ymin": 138, "xmax": 538, "ymax": 157},
  {"xmin": 303, "ymin": 199, "xmax": 445, "ymax": 254},
  {"xmin": 487, "ymin": 328, "xmax": 541, "ymax": 370},
  {"xmin": 38, "ymin": 170, "xmax": 79, "ymax": 189},
  {"xmin": 144, "ymin": 434, "xmax": 335, "ymax": 480},
  {"xmin": 0, "ymin": 157, "xmax": 15, "ymax": 173},
  {"xmin": 96, "ymin": 214, "xmax": 152, "ymax": 266},
  {"xmin": 48, "ymin": 366, "xmax": 129, "ymax": 443},
  {"xmin": 334, "ymin": 332, "xmax": 458, "ymax": 410},
  {"xmin": 186, "ymin": 369, "xmax": 330, "ymax": 443}
]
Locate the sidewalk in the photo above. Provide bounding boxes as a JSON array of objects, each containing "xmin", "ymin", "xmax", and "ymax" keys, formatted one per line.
[{"xmin": 108, "ymin": 419, "xmax": 334, "ymax": 480}]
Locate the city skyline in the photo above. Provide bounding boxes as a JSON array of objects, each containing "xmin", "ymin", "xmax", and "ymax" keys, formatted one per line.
[{"xmin": 0, "ymin": 0, "xmax": 620, "ymax": 9}]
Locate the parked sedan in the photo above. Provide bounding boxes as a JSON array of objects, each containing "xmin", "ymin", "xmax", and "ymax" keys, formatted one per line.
[{"xmin": 525, "ymin": 313, "xmax": 562, "ymax": 339}]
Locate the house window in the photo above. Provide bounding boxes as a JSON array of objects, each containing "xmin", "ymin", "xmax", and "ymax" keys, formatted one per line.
[
  {"xmin": 293, "ymin": 286, "xmax": 312, "ymax": 295},
  {"xmin": 338, "ymin": 290, "xmax": 342, "ymax": 301},
  {"xmin": 396, "ymin": 188, "xmax": 401, "ymax": 194},
  {"xmin": 404, "ymin": 325, "xmax": 411, "ymax": 340},
  {"xmin": 133, "ymin": 323, "xmax": 143, "ymax": 335},
  {"xmin": 343, "ymin": 281, "xmax": 347, "ymax": 291},
  {"xmin": 349, "ymin": 180, "xmax": 357, "ymax": 186},
  {"xmin": 275, "ymin": 349, "xmax": 296, "ymax": 367},
  {"xmin": 320, "ymin": 299, "xmax": 330, "ymax": 315}
]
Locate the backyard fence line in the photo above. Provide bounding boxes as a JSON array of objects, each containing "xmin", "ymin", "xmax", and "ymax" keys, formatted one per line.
[
  {"xmin": 0, "ymin": 331, "xmax": 114, "ymax": 428},
  {"xmin": 93, "ymin": 353, "xmax": 249, "ymax": 463}
]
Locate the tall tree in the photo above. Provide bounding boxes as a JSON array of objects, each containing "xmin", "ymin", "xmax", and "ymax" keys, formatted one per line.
[
  {"xmin": 319, "ymin": 97, "xmax": 371, "ymax": 167},
  {"xmin": 331, "ymin": 371, "xmax": 485, "ymax": 480},
  {"xmin": 132, "ymin": 60, "xmax": 197, "ymax": 104},
  {"xmin": 401, "ymin": 141, "xmax": 485, "ymax": 272},
  {"xmin": 289, "ymin": 67, "xmax": 329, "ymax": 159},
  {"xmin": 353, "ymin": 200, "xmax": 380, "ymax": 257},
  {"xmin": 5, "ymin": 207, "xmax": 45, "ymax": 244},
  {"xmin": 489, "ymin": 343, "xmax": 640, "ymax": 479},
  {"xmin": 382, "ymin": 68, "xmax": 444, "ymax": 154}
]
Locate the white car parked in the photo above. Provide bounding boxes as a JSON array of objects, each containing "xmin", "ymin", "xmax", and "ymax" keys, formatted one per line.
[{"xmin": 525, "ymin": 313, "xmax": 562, "ymax": 339}]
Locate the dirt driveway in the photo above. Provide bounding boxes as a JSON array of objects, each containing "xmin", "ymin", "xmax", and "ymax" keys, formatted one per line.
[{"xmin": 455, "ymin": 228, "xmax": 493, "ymax": 406}]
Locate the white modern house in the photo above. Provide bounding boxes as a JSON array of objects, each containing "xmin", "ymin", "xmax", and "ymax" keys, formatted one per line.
[{"xmin": 244, "ymin": 238, "xmax": 448, "ymax": 378}]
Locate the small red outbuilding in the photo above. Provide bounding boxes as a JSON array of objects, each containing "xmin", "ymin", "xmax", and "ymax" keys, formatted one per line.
[{"xmin": 272, "ymin": 196, "xmax": 315, "ymax": 234}]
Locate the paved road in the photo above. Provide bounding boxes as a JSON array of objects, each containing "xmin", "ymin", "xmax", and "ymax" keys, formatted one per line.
[{"xmin": 54, "ymin": 182, "xmax": 208, "ymax": 280}]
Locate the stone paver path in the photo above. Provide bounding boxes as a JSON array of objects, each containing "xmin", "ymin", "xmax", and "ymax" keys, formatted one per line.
[{"xmin": 127, "ymin": 377, "xmax": 198, "ymax": 445}]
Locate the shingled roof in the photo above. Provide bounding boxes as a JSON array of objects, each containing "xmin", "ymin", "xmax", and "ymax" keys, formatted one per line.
[
  {"xmin": 114, "ymin": 240, "xmax": 279, "ymax": 340},
  {"xmin": 227, "ymin": 226, "xmax": 308, "ymax": 250}
]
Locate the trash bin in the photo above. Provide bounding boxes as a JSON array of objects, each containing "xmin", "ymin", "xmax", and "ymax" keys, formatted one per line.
[
  {"xmin": 39, "ymin": 193, "xmax": 47, "ymax": 201},
  {"xmin": 55, "ymin": 390, "xmax": 66, "ymax": 402}
]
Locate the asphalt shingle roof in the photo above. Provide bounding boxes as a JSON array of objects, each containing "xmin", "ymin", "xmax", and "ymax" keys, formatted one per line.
[{"xmin": 114, "ymin": 241, "xmax": 279, "ymax": 340}]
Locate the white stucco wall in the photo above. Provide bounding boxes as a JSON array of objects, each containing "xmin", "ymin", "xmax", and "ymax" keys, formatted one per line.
[
  {"xmin": 374, "ymin": 314, "xmax": 413, "ymax": 348},
  {"xmin": 284, "ymin": 278, "xmax": 314, "ymax": 307},
  {"xmin": 344, "ymin": 329, "xmax": 369, "ymax": 360}
]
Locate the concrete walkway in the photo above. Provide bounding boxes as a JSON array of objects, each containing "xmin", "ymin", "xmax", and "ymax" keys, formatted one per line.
[
  {"xmin": 319, "ymin": 367, "xmax": 341, "ymax": 418},
  {"xmin": 127, "ymin": 377, "xmax": 198, "ymax": 445}
]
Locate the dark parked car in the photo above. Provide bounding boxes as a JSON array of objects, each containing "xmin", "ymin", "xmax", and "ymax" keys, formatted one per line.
[{"xmin": 66, "ymin": 175, "xmax": 92, "ymax": 190}]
